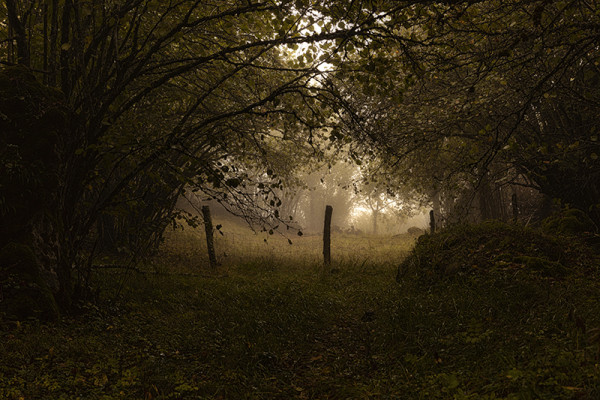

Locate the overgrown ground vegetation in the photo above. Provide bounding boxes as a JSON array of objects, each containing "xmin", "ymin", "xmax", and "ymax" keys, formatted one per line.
[{"xmin": 1, "ymin": 221, "xmax": 599, "ymax": 399}]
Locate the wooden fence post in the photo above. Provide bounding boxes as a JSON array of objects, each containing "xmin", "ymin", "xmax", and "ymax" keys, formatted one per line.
[
  {"xmin": 512, "ymin": 193, "xmax": 518, "ymax": 223},
  {"xmin": 202, "ymin": 205, "xmax": 218, "ymax": 268},
  {"xmin": 429, "ymin": 209, "xmax": 436, "ymax": 234},
  {"xmin": 323, "ymin": 205, "xmax": 333, "ymax": 265}
]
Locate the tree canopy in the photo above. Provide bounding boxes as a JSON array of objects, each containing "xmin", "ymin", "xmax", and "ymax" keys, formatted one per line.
[
  {"xmin": 1, "ymin": 0, "xmax": 599, "ymax": 310},
  {"xmin": 330, "ymin": 0, "xmax": 600, "ymax": 225}
]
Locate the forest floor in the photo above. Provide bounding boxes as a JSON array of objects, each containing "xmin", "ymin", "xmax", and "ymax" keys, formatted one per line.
[{"xmin": 1, "ymin": 222, "xmax": 600, "ymax": 399}]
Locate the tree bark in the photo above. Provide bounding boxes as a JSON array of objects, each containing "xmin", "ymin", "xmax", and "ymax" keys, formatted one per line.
[
  {"xmin": 429, "ymin": 210, "xmax": 436, "ymax": 234},
  {"xmin": 49, "ymin": 0, "xmax": 59, "ymax": 86},
  {"xmin": 431, "ymin": 188, "xmax": 441, "ymax": 229},
  {"xmin": 512, "ymin": 192, "xmax": 518, "ymax": 223},
  {"xmin": 43, "ymin": 2, "xmax": 49, "ymax": 84},
  {"xmin": 5, "ymin": 0, "xmax": 30, "ymax": 66},
  {"xmin": 60, "ymin": 0, "xmax": 73, "ymax": 96}
]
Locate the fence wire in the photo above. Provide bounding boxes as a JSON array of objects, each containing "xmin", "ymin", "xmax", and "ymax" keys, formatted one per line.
[{"xmin": 158, "ymin": 222, "xmax": 417, "ymax": 271}]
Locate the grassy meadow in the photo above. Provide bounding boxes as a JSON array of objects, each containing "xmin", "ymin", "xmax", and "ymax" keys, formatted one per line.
[{"xmin": 1, "ymin": 221, "xmax": 599, "ymax": 399}]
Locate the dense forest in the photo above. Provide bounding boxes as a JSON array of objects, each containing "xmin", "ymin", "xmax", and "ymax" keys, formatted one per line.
[{"xmin": 1, "ymin": 1, "xmax": 599, "ymax": 398}]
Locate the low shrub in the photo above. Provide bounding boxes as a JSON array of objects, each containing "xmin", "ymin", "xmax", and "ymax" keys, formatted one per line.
[{"xmin": 396, "ymin": 221, "xmax": 597, "ymax": 281}]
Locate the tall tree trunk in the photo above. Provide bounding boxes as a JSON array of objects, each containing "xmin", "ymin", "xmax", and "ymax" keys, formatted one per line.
[
  {"xmin": 43, "ymin": 2, "xmax": 49, "ymax": 84},
  {"xmin": 60, "ymin": 0, "xmax": 73, "ymax": 96},
  {"xmin": 431, "ymin": 188, "xmax": 441, "ymax": 227},
  {"xmin": 49, "ymin": 0, "xmax": 59, "ymax": 86},
  {"xmin": 478, "ymin": 173, "xmax": 505, "ymax": 221},
  {"xmin": 6, "ymin": 0, "xmax": 30, "ymax": 66},
  {"xmin": 55, "ymin": 248, "xmax": 74, "ymax": 310}
]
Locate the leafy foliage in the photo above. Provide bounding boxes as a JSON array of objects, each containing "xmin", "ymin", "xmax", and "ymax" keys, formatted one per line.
[
  {"xmin": 1, "ymin": 0, "xmax": 410, "ymax": 307},
  {"xmin": 2, "ymin": 0, "xmax": 600, "ymax": 325},
  {"xmin": 329, "ymin": 0, "xmax": 600, "ymax": 227}
]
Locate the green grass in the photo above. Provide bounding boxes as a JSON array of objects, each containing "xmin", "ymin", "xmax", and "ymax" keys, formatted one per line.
[{"xmin": 1, "ymin": 222, "xmax": 599, "ymax": 399}]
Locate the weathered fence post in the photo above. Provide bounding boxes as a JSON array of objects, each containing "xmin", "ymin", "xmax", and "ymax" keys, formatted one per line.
[
  {"xmin": 323, "ymin": 205, "xmax": 333, "ymax": 265},
  {"xmin": 429, "ymin": 210, "xmax": 436, "ymax": 234},
  {"xmin": 512, "ymin": 193, "xmax": 519, "ymax": 223},
  {"xmin": 202, "ymin": 205, "xmax": 218, "ymax": 268}
]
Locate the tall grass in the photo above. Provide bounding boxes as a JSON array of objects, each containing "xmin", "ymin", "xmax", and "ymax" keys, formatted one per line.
[{"xmin": 157, "ymin": 220, "xmax": 417, "ymax": 273}]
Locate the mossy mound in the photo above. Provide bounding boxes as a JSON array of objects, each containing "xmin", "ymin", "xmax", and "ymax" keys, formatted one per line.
[
  {"xmin": 542, "ymin": 208, "xmax": 597, "ymax": 235},
  {"xmin": 397, "ymin": 221, "xmax": 597, "ymax": 281},
  {"xmin": 0, "ymin": 243, "xmax": 59, "ymax": 322}
]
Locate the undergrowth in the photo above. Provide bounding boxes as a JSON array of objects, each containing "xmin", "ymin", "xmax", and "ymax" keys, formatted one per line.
[
  {"xmin": 397, "ymin": 221, "xmax": 598, "ymax": 280},
  {"xmin": 1, "ymin": 222, "xmax": 599, "ymax": 399}
]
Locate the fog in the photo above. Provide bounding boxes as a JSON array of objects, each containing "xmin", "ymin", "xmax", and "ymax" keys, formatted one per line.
[{"xmin": 179, "ymin": 160, "xmax": 429, "ymax": 236}]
